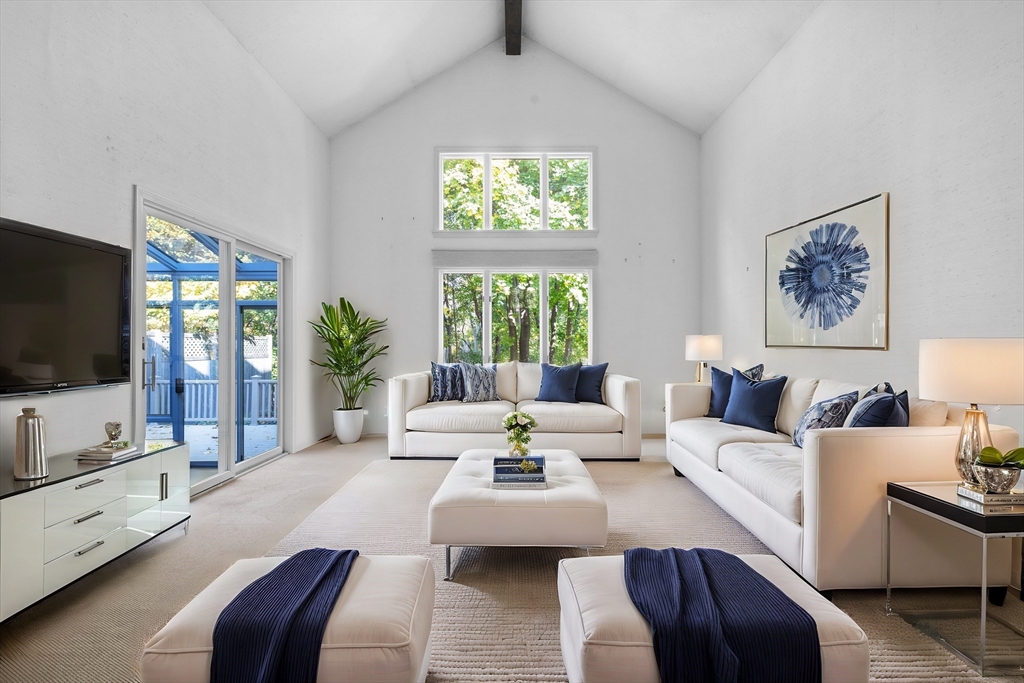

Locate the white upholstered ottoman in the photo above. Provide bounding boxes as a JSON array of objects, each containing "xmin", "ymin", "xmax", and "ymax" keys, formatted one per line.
[
  {"xmin": 428, "ymin": 449, "xmax": 608, "ymax": 579},
  {"xmin": 140, "ymin": 555, "xmax": 434, "ymax": 683},
  {"xmin": 558, "ymin": 555, "xmax": 870, "ymax": 683}
]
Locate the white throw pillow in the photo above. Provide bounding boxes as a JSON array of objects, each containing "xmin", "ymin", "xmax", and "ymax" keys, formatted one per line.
[{"xmin": 909, "ymin": 398, "xmax": 949, "ymax": 427}]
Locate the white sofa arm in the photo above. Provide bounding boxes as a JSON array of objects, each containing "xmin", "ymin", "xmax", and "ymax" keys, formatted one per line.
[
  {"xmin": 664, "ymin": 383, "xmax": 711, "ymax": 458},
  {"xmin": 604, "ymin": 374, "xmax": 641, "ymax": 457},
  {"xmin": 388, "ymin": 372, "xmax": 430, "ymax": 456},
  {"xmin": 802, "ymin": 424, "xmax": 1019, "ymax": 590}
]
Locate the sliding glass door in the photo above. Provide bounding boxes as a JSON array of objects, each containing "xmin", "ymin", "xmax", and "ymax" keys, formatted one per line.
[
  {"xmin": 140, "ymin": 206, "xmax": 285, "ymax": 494},
  {"xmin": 235, "ymin": 248, "xmax": 280, "ymax": 462}
]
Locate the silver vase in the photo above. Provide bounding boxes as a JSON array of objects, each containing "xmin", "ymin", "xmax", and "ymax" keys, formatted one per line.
[{"xmin": 15, "ymin": 408, "xmax": 48, "ymax": 480}]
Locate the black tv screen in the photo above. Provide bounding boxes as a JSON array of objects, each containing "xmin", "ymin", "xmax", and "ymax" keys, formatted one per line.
[{"xmin": 0, "ymin": 218, "xmax": 131, "ymax": 394}]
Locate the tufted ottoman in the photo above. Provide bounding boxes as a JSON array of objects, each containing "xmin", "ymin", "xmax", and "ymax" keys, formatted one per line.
[
  {"xmin": 428, "ymin": 449, "xmax": 608, "ymax": 580},
  {"xmin": 557, "ymin": 554, "xmax": 870, "ymax": 683},
  {"xmin": 140, "ymin": 555, "xmax": 434, "ymax": 683}
]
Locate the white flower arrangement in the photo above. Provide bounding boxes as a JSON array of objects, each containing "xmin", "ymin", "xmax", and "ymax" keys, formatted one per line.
[{"xmin": 502, "ymin": 411, "xmax": 536, "ymax": 457}]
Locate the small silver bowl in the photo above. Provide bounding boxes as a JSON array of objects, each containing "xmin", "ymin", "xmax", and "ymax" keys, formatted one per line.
[{"xmin": 971, "ymin": 464, "xmax": 1022, "ymax": 494}]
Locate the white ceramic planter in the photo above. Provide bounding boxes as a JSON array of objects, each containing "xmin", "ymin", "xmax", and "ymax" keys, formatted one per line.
[{"xmin": 333, "ymin": 408, "xmax": 364, "ymax": 444}]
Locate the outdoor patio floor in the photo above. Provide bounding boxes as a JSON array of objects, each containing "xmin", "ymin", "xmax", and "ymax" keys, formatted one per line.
[{"xmin": 147, "ymin": 423, "xmax": 279, "ymax": 464}]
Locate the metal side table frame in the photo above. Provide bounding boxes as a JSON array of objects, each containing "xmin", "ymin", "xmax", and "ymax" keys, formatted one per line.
[{"xmin": 886, "ymin": 482, "xmax": 1024, "ymax": 676}]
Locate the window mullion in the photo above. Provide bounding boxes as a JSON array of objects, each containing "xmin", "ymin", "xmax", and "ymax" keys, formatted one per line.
[
  {"xmin": 483, "ymin": 154, "xmax": 492, "ymax": 231},
  {"xmin": 483, "ymin": 270, "xmax": 492, "ymax": 363},
  {"xmin": 540, "ymin": 154, "xmax": 549, "ymax": 230},
  {"xmin": 540, "ymin": 269, "xmax": 549, "ymax": 363}
]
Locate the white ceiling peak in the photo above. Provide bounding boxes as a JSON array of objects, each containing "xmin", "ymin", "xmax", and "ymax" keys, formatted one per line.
[{"xmin": 203, "ymin": 0, "xmax": 821, "ymax": 137}]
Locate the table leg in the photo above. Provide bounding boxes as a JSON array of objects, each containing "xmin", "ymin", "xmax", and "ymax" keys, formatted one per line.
[
  {"xmin": 980, "ymin": 537, "xmax": 987, "ymax": 675},
  {"xmin": 444, "ymin": 545, "xmax": 452, "ymax": 581},
  {"xmin": 885, "ymin": 499, "xmax": 892, "ymax": 615}
]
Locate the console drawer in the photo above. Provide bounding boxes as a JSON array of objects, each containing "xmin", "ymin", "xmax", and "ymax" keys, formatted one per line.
[
  {"xmin": 44, "ymin": 470, "xmax": 126, "ymax": 527},
  {"xmin": 44, "ymin": 497, "xmax": 127, "ymax": 564},
  {"xmin": 43, "ymin": 528, "xmax": 127, "ymax": 595}
]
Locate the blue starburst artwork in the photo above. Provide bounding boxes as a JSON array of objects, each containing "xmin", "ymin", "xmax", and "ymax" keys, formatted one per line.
[{"xmin": 778, "ymin": 221, "xmax": 870, "ymax": 331}]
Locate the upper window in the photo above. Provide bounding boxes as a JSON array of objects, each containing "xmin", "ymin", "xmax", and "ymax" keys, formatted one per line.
[{"xmin": 440, "ymin": 152, "xmax": 592, "ymax": 231}]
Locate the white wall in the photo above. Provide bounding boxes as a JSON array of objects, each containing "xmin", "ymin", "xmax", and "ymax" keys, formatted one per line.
[
  {"xmin": 701, "ymin": 1, "xmax": 1024, "ymax": 440},
  {"xmin": 0, "ymin": 1, "xmax": 332, "ymax": 461},
  {"xmin": 330, "ymin": 38, "xmax": 701, "ymax": 435}
]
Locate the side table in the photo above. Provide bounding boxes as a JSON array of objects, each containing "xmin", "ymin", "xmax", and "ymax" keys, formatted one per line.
[{"xmin": 886, "ymin": 481, "xmax": 1024, "ymax": 676}]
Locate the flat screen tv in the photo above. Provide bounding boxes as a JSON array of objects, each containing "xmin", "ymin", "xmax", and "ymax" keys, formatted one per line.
[{"xmin": 0, "ymin": 217, "xmax": 131, "ymax": 395}]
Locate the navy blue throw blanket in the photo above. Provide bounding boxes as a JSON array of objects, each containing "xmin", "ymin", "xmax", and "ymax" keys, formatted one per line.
[
  {"xmin": 624, "ymin": 547, "xmax": 821, "ymax": 683},
  {"xmin": 210, "ymin": 548, "xmax": 359, "ymax": 683}
]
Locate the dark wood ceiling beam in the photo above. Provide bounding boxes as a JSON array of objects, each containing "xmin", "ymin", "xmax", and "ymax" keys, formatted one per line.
[{"xmin": 505, "ymin": 0, "xmax": 522, "ymax": 56}]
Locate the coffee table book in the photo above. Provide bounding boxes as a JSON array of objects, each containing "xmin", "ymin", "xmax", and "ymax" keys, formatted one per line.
[
  {"xmin": 491, "ymin": 481, "xmax": 547, "ymax": 490},
  {"xmin": 956, "ymin": 484, "xmax": 1024, "ymax": 505}
]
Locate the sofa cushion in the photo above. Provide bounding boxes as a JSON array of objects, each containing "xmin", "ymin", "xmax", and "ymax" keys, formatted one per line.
[
  {"xmin": 776, "ymin": 378, "xmax": 819, "ymax": 436},
  {"xmin": 429, "ymin": 362, "xmax": 465, "ymax": 402},
  {"xmin": 576, "ymin": 363, "xmax": 608, "ymax": 404},
  {"xmin": 537, "ymin": 363, "xmax": 581, "ymax": 403},
  {"xmin": 668, "ymin": 418, "xmax": 791, "ymax": 470},
  {"xmin": 811, "ymin": 379, "xmax": 871, "ymax": 406},
  {"xmin": 517, "ymin": 363, "xmax": 542, "ymax": 402},
  {"xmin": 517, "ymin": 400, "xmax": 622, "ymax": 433},
  {"xmin": 461, "ymin": 363, "xmax": 500, "ymax": 402},
  {"xmin": 496, "ymin": 361, "xmax": 517, "ymax": 402},
  {"xmin": 792, "ymin": 391, "xmax": 859, "ymax": 448},
  {"xmin": 719, "ymin": 443, "xmax": 804, "ymax": 524},
  {"xmin": 706, "ymin": 364, "xmax": 764, "ymax": 418},
  {"xmin": 406, "ymin": 400, "xmax": 515, "ymax": 432},
  {"xmin": 845, "ymin": 383, "xmax": 909, "ymax": 428},
  {"xmin": 909, "ymin": 398, "xmax": 948, "ymax": 427},
  {"xmin": 721, "ymin": 372, "xmax": 788, "ymax": 433}
]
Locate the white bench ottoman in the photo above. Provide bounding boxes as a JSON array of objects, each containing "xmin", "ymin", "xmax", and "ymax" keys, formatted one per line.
[
  {"xmin": 141, "ymin": 555, "xmax": 434, "ymax": 683},
  {"xmin": 428, "ymin": 449, "xmax": 608, "ymax": 580},
  {"xmin": 558, "ymin": 555, "xmax": 870, "ymax": 683}
]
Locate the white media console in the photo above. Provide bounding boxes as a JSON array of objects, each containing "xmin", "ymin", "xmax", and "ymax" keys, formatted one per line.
[{"xmin": 0, "ymin": 442, "xmax": 190, "ymax": 621}]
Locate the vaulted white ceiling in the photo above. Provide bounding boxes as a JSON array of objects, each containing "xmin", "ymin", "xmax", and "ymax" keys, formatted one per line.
[{"xmin": 203, "ymin": 0, "xmax": 821, "ymax": 137}]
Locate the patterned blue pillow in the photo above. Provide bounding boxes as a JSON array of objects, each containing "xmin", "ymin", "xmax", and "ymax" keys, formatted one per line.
[
  {"xmin": 792, "ymin": 391, "xmax": 859, "ymax": 448},
  {"xmin": 460, "ymin": 363, "xmax": 499, "ymax": 402},
  {"xmin": 429, "ymin": 362, "xmax": 464, "ymax": 402},
  {"xmin": 846, "ymin": 382, "xmax": 910, "ymax": 428}
]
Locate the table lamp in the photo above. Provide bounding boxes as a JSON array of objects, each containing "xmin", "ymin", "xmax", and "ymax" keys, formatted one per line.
[
  {"xmin": 685, "ymin": 335, "xmax": 723, "ymax": 384},
  {"xmin": 918, "ymin": 338, "xmax": 1024, "ymax": 485}
]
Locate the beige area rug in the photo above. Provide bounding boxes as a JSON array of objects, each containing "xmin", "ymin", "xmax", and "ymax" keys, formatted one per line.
[{"xmin": 270, "ymin": 459, "xmax": 1023, "ymax": 683}]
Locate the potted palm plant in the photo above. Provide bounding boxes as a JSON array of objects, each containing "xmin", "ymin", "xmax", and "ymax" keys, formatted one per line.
[{"xmin": 310, "ymin": 298, "xmax": 388, "ymax": 444}]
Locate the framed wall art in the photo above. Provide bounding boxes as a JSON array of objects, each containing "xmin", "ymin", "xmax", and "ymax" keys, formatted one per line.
[{"xmin": 765, "ymin": 193, "xmax": 889, "ymax": 349}]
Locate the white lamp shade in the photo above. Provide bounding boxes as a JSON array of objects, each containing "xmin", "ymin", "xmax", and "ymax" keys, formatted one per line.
[
  {"xmin": 685, "ymin": 335, "xmax": 723, "ymax": 362},
  {"xmin": 919, "ymin": 338, "xmax": 1024, "ymax": 405}
]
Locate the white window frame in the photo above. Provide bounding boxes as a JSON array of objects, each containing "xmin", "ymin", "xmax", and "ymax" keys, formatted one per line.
[
  {"xmin": 436, "ymin": 149, "xmax": 596, "ymax": 234},
  {"xmin": 437, "ymin": 267, "xmax": 594, "ymax": 365}
]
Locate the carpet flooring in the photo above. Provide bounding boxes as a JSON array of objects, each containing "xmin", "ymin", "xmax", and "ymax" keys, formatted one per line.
[{"xmin": 1, "ymin": 443, "xmax": 1021, "ymax": 682}]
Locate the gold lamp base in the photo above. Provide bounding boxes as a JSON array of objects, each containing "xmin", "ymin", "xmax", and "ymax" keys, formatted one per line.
[
  {"xmin": 955, "ymin": 404, "xmax": 994, "ymax": 485},
  {"xmin": 694, "ymin": 362, "xmax": 709, "ymax": 383}
]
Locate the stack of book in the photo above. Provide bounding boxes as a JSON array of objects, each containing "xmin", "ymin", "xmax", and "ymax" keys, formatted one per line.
[
  {"xmin": 77, "ymin": 443, "xmax": 138, "ymax": 464},
  {"xmin": 956, "ymin": 484, "xmax": 1024, "ymax": 515},
  {"xmin": 492, "ymin": 455, "xmax": 546, "ymax": 490}
]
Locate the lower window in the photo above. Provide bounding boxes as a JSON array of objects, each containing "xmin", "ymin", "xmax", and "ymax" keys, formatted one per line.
[{"xmin": 440, "ymin": 270, "xmax": 591, "ymax": 365}]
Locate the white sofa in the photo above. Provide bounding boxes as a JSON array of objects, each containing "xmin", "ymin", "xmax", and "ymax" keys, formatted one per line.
[
  {"xmin": 389, "ymin": 362, "xmax": 640, "ymax": 459},
  {"xmin": 666, "ymin": 378, "xmax": 1017, "ymax": 591}
]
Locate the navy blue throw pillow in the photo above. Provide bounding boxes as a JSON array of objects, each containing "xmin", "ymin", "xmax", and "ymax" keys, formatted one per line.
[
  {"xmin": 429, "ymin": 362, "xmax": 464, "ymax": 402},
  {"xmin": 846, "ymin": 382, "xmax": 910, "ymax": 428},
  {"xmin": 721, "ymin": 370, "xmax": 788, "ymax": 433},
  {"xmin": 537, "ymin": 363, "xmax": 582, "ymax": 403},
  {"xmin": 575, "ymin": 363, "xmax": 608, "ymax": 403},
  {"xmin": 706, "ymin": 364, "xmax": 765, "ymax": 419}
]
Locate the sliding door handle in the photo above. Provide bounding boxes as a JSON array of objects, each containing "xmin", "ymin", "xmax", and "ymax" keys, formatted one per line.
[{"xmin": 142, "ymin": 358, "xmax": 156, "ymax": 388}]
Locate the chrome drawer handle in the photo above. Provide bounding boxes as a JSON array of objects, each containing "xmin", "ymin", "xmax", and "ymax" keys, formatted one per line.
[
  {"xmin": 75, "ymin": 479, "xmax": 104, "ymax": 490},
  {"xmin": 74, "ymin": 510, "xmax": 104, "ymax": 524},
  {"xmin": 74, "ymin": 540, "xmax": 104, "ymax": 556}
]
